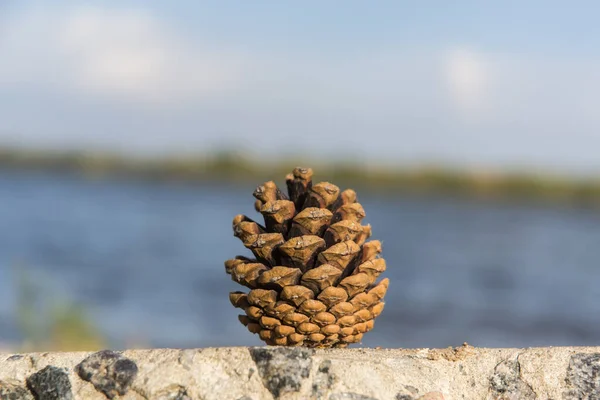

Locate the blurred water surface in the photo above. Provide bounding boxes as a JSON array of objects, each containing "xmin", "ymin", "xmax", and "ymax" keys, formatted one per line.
[{"xmin": 1, "ymin": 170, "xmax": 600, "ymax": 349}]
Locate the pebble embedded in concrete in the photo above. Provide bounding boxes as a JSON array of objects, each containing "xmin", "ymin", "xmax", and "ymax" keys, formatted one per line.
[
  {"xmin": 564, "ymin": 352, "xmax": 600, "ymax": 399},
  {"xmin": 75, "ymin": 350, "xmax": 137, "ymax": 399},
  {"xmin": 249, "ymin": 347, "xmax": 313, "ymax": 398},
  {"xmin": 26, "ymin": 366, "xmax": 73, "ymax": 400}
]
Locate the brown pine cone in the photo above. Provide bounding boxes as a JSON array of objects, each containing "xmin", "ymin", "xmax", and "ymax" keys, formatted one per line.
[{"xmin": 225, "ymin": 167, "xmax": 388, "ymax": 348}]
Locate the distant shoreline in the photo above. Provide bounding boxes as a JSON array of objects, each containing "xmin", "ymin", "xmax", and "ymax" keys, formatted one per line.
[{"xmin": 1, "ymin": 147, "xmax": 600, "ymax": 206}]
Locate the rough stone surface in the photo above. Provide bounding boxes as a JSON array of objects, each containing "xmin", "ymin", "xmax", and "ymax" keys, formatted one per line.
[
  {"xmin": 564, "ymin": 352, "xmax": 600, "ymax": 399},
  {"xmin": 0, "ymin": 346, "xmax": 598, "ymax": 399},
  {"xmin": 395, "ymin": 385, "xmax": 420, "ymax": 400},
  {"xmin": 329, "ymin": 393, "xmax": 378, "ymax": 400},
  {"xmin": 153, "ymin": 384, "xmax": 191, "ymax": 400},
  {"xmin": 312, "ymin": 360, "xmax": 335, "ymax": 399},
  {"xmin": 75, "ymin": 350, "xmax": 137, "ymax": 399},
  {"xmin": 0, "ymin": 379, "xmax": 34, "ymax": 400},
  {"xmin": 26, "ymin": 366, "xmax": 73, "ymax": 400},
  {"xmin": 489, "ymin": 359, "xmax": 536, "ymax": 399},
  {"xmin": 417, "ymin": 393, "xmax": 445, "ymax": 400}
]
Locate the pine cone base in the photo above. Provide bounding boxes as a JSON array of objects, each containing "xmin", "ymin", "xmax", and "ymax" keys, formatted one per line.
[{"xmin": 225, "ymin": 167, "xmax": 388, "ymax": 348}]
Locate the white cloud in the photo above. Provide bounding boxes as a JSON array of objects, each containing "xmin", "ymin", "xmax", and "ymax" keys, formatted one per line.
[
  {"xmin": 444, "ymin": 47, "xmax": 488, "ymax": 117},
  {"xmin": 0, "ymin": 5, "xmax": 243, "ymax": 106}
]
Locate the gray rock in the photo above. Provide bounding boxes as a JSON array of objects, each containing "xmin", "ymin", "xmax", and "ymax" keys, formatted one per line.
[
  {"xmin": 26, "ymin": 366, "xmax": 73, "ymax": 400},
  {"xmin": 564, "ymin": 352, "xmax": 600, "ymax": 399},
  {"xmin": 489, "ymin": 359, "xmax": 536, "ymax": 399},
  {"xmin": 249, "ymin": 347, "xmax": 313, "ymax": 399},
  {"xmin": 75, "ymin": 350, "xmax": 137, "ymax": 399},
  {"xmin": 0, "ymin": 379, "xmax": 33, "ymax": 400}
]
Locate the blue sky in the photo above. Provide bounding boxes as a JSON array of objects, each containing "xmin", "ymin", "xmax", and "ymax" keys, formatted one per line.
[{"xmin": 1, "ymin": 1, "xmax": 600, "ymax": 172}]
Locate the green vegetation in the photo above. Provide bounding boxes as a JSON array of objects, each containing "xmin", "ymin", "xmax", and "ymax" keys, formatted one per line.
[
  {"xmin": 14, "ymin": 265, "xmax": 105, "ymax": 352},
  {"xmin": 1, "ymin": 146, "xmax": 600, "ymax": 206}
]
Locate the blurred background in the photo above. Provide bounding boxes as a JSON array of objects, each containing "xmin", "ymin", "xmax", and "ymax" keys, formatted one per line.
[{"xmin": 2, "ymin": 1, "xmax": 600, "ymax": 352}]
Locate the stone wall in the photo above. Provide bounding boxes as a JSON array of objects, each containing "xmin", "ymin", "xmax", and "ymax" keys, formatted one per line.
[{"xmin": 0, "ymin": 345, "xmax": 599, "ymax": 399}]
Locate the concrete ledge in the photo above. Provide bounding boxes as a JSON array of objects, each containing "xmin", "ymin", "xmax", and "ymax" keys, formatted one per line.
[{"xmin": 0, "ymin": 345, "xmax": 599, "ymax": 399}]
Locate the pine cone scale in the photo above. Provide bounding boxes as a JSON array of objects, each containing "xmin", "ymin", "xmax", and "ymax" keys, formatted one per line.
[{"xmin": 226, "ymin": 168, "xmax": 388, "ymax": 347}]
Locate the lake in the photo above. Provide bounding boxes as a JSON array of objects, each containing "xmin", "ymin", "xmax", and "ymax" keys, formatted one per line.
[{"xmin": 1, "ymin": 170, "xmax": 600, "ymax": 349}]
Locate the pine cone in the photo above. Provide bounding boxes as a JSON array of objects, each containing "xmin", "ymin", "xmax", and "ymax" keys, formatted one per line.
[{"xmin": 225, "ymin": 167, "xmax": 388, "ymax": 348}]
